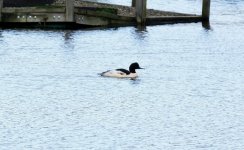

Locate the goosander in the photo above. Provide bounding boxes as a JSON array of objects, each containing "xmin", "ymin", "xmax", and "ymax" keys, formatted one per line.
[{"xmin": 100, "ymin": 62, "xmax": 144, "ymax": 78}]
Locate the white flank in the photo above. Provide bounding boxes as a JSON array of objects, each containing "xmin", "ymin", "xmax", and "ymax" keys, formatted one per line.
[{"xmin": 102, "ymin": 70, "xmax": 138, "ymax": 78}]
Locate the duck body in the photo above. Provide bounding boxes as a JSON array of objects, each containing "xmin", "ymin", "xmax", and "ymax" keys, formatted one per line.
[
  {"xmin": 101, "ymin": 69, "xmax": 138, "ymax": 78},
  {"xmin": 100, "ymin": 62, "xmax": 143, "ymax": 78}
]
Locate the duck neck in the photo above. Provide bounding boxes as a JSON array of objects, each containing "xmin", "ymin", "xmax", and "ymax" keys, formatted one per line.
[{"xmin": 129, "ymin": 67, "xmax": 136, "ymax": 73}]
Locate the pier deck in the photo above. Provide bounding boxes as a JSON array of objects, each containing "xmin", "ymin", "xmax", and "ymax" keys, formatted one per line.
[{"xmin": 0, "ymin": 0, "xmax": 208, "ymax": 28}]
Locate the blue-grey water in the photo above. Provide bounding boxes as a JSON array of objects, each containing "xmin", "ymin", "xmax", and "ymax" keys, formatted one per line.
[{"xmin": 0, "ymin": 0, "xmax": 244, "ymax": 149}]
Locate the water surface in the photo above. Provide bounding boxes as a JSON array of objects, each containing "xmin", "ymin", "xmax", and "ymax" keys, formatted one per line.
[{"xmin": 0, "ymin": 0, "xmax": 244, "ymax": 149}]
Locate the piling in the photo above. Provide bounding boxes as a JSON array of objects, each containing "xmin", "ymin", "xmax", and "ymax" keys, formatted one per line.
[
  {"xmin": 0, "ymin": 0, "xmax": 3, "ymax": 22},
  {"xmin": 132, "ymin": 0, "xmax": 136, "ymax": 7},
  {"xmin": 66, "ymin": 0, "xmax": 74, "ymax": 22},
  {"xmin": 202, "ymin": 0, "xmax": 211, "ymax": 21},
  {"xmin": 136, "ymin": 0, "xmax": 147, "ymax": 25}
]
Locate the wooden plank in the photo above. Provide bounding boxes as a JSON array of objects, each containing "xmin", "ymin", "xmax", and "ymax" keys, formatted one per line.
[
  {"xmin": 75, "ymin": 9, "xmax": 118, "ymax": 20},
  {"xmin": 202, "ymin": 0, "xmax": 211, "ymax": 21},
  {"xmin": 136, "ymin": 0, "xmax": 147, "ymax": 25},
  {"xmin": 66, "ymin": 0, "xmax": 74, "ymax": 22},
  {"xmin": 3, "ymin": 0, "xmax": 55, "ymax": 7},
  {"xmin": 0, "ymin": 0, "xmax": 3, "ymax": 22},
  {"xmin": 2, "ymin": 13, "xmax": 65, "ymax": 22},
  {"xmin": 75, "ymin": 14, "xmax": 109, "ymax": 26},
  {"xmin": 147, "ymin": 16, "xmax": 202, "ymax": 20},
  {"xmin": 75, "ymin": 7, "xmax": 133, "ymax": 21},
  {"xmin": 75, "ymin": 7, "xmax": 117, "ymax": 15},
  {"xmin": 147, "ymin": 16, "xmax": 202, "ymax": 24},
  {"xmin": 2, "ymin": 7, "xmax": 65, "ymax": 13}
]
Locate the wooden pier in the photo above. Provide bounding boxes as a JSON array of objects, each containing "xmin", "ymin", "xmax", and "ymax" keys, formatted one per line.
[{"xmin": 0, "ymin": 0, "xmax": 210, "ymax": 28}]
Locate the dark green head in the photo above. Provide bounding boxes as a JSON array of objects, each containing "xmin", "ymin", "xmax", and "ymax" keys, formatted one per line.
[{"xmin": 129, "ymin": 62, "xmax": 144, "ymax": 73}]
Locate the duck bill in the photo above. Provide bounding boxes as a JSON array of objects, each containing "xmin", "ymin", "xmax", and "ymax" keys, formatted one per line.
[{"xmin": 139, "ymin": 67, "xmax": 144, "ymax": 69}]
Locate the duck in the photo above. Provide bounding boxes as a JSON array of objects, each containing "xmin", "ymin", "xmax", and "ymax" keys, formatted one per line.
[{"xmin": 100, "ymin": 62, "xmax": 144, "ymax": 78}]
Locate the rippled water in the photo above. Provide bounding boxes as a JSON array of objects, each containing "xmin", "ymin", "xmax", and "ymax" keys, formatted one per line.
[{"xmin": 0, "ymin": 0, "xmax": 244, "ymax": 149}]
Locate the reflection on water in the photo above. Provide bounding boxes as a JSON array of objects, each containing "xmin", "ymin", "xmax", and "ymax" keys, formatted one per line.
[
  {"xmin": 136, "ymin": 25, "xmax": 147, "ymax": 32},
  {"xmin": 135, "ymin": 26, "xmax": 148, "ymax": 40},
  {"xmin": 0, "ymin": 0, "xmax": 244, "ymax": 150},
  {"xmin": 62, "ymin": 31, "xmax": 75, "ymax": 50}
]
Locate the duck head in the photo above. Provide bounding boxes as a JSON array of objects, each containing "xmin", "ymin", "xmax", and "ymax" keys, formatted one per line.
[{"xmin": 129, "ymin": 62, "xmax": 144, "ymax": 73}]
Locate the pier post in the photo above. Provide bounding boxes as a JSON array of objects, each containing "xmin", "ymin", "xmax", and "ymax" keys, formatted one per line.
[
  {"xmin": 0, "ymin": 0, "xmax": 3, "ymax": 22},
  {"xmin": 132, "ymin": 0, "xmax": 136, "ymax": 7},
  {"xmin": 136, "ymin": 0, "xmax": 147, "ymax": 25},
  {"xmin": 66, "ymin": 0, "xmax": 74, "ymax": 22},
  {"xmin": 202, "ymin": 0, "xmax": 211, "ymax": 21}
]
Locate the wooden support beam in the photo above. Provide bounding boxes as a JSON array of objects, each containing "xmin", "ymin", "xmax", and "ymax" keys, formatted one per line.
[
  {"xmin": 0, "ymin": 0, "xmax": 3, "ymax": 22},
  {"xmin": 132, "ymin": 0, "xmax": 136, "ymax": 7},
  {"xmin": 66, "ymin": 0, "xmax": 74, "ymax": 22},
  {"xmin": 136, "ymin": 0, "xmax": 147, "ymax": 25},
  {"xmin": 2, "ymin": 7, "xmax": 65, "ymax": 13},
  {"xmin": 202, "ymin": 0, "xmax": 211, "ymax": 21}
]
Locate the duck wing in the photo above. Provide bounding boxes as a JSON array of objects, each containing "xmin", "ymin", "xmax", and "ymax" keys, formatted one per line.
[{"xmin": 116, "ymin": 69, "xmax": 130, "ymax": 75}]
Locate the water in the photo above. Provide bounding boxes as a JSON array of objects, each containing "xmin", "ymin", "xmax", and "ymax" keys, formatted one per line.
[{"xmin": 0, "ymin": 0, "xmax": 244, "ymax": 149}]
